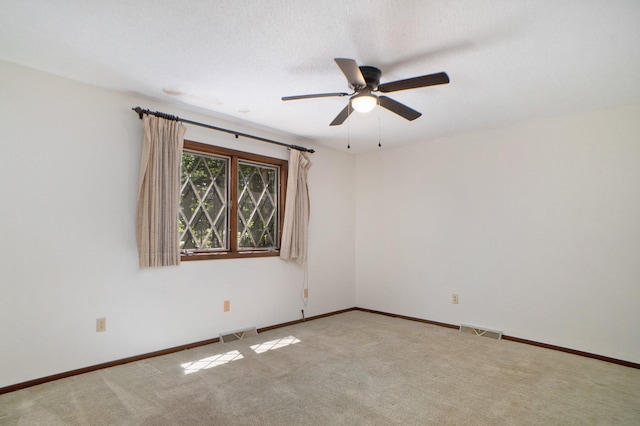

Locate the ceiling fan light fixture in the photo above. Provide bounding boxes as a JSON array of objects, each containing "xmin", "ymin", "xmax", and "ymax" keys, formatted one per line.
[
  {"xmin": 351, "ymin": 94, "xmax": 377, "ymax": 113},
  {"xmin": 282, "ymin": 58, "xmax": 449, "ymax": 126}
]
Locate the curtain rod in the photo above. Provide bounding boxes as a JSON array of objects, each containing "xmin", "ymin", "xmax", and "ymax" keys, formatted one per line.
[{"xmin": 132, "ymin": 107, "xmax": 315, "ymax": 154}]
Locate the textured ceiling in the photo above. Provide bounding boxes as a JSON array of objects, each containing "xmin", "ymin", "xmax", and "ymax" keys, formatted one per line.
[{"xmin": 1, "ymin": 0, "xmax": 639, "ymax": 153}]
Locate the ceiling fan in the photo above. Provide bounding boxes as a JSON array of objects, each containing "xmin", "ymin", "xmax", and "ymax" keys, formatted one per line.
[{"xmin": 282, "ymin": 58, "xmax": 450, "ymax": 126}]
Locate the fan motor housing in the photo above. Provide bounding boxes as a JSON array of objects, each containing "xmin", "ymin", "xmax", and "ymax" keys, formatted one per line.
[{"xmin": 359, "ymin": 66, "xmax": 382, "ymax": 90}]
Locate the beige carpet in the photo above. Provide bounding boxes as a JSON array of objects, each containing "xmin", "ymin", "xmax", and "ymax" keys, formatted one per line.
[{"xmin": 1, "ymin": 311, "xmax": 639, "ymax": 425}]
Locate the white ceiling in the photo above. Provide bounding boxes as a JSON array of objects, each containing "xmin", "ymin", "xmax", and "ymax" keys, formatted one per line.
[{"xmin": 2, "ymin": 0, "xmax": 639, "ymax": 153}]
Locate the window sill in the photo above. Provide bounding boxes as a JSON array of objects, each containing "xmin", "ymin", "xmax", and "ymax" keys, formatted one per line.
[{"xmin": 180, "ymin": 250, "xmax": 280, "ymax": 261}]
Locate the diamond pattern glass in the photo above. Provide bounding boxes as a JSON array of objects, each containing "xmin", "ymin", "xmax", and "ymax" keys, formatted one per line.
[
  {"xmin": 237, "ymin": 162, "xmax": 278, "ymax": 249},
  {"xmin": 179, "ymin": 153, "xmax": 228, "ymax": 251}
]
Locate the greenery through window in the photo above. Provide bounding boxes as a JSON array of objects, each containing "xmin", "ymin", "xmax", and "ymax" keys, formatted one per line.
[
  {"xmin": 179, "ymin": 140, "xmax": 287, "ymax": 260},
  {"xmin": 180, "ymin": 153, "xmax": 228, "ymax": 250},
  {"xmin": 237, "ymin": 162, "xmax": 278, "ymax": 249}
]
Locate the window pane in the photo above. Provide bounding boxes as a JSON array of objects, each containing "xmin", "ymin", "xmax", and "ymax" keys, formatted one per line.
[
  {"xmin": 237, "ymin": 162, "xmax": 278, "ymax": 249},
  {"xmin": 179, "ymin": 153, "xmax": 228, "ymax": 250}
]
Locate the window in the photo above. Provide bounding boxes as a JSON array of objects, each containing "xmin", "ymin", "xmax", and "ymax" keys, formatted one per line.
[{"xmin": 179, "ymin": 140, "xmax": 287, "ymax": 260}]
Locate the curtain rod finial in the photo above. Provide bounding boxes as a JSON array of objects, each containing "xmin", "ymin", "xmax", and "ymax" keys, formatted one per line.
[{"xmin": 132, "ymin": 106, "xmax": 144, "ymax": 119}]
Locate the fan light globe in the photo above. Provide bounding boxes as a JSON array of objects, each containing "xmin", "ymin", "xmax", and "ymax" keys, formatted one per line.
[{"xmin": 351, "ymin": 94, "xmax": 377, "ymax": 113}]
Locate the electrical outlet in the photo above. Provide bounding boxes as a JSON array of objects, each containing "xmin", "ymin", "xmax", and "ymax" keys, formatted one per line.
[
  {"xmin": 96, "ymin": 317, "xmax": 106, "ymax": 332},
  {"xmin": 303, "ymin": 288, "xmax": 308, "ymax": 298},
  {"xmin": 452, "ymin": 294, "xmax": 459, "ymax": 304},
  {"xmin": 224, "ymin": 300, "xmax": 230, "ymax": 312}
]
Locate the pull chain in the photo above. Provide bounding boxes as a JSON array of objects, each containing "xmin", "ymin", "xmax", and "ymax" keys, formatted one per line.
[
  {"xmin": 378, "ymin": 102, "xmax": 382, "ymax": 148},
  {"xmin": 347, "ymin": 102, "xmax": 351, "ymax": 149}
]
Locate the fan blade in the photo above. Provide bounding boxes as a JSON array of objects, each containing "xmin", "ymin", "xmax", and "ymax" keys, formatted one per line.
[
  {"xmin": 282, "ymin": 92, "xmax": 349, "ymax": 101},
  {"xmin": 334, "ymin": 58, "xmax": 366, "ymax": 89},
  {"xmin": 378, "ymin": 72, "xmax": 449, "ymax": 93},
  {"xmin": 378, "ymin": 96, "xmax": 422, "ymax": 121},
  {"xmin": 329, "ymin": 104, "xmax": 353, "ymax": 126}
]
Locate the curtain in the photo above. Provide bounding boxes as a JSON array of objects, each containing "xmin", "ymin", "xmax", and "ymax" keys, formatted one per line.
[
  {"xmin": 280, "ymin": 149, "xmax": 312, "ymax": 264},
  {"xmin": 136, "ymin": 115, "xmax": 186, "ymax": 268}
]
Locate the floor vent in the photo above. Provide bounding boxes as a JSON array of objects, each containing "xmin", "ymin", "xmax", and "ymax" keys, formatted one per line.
[
  {"xmin": 220, "ymin": 326, "xmax": 257, "ymax": 343},
  {"xmin": 460, "ymin": 324, "xmax": 502, "ymax": 340}
]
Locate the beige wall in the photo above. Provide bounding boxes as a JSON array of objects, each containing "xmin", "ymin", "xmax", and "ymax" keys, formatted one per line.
[
  {"xmin": 355, "ymin": 102, "xmax": 640, "ymax": 363},
  {"xmin": 0, "ymin": 60, "xmax": 356, "ymax": 388}
]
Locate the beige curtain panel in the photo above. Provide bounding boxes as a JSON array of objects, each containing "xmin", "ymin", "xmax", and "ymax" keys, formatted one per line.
[
  {"xmin": 136, "ymin": 115, "xmax": 186, "ymax": 268},
  {"xmin": 280, "ymin": 149, "xmax": 312, "ymax": 264}
]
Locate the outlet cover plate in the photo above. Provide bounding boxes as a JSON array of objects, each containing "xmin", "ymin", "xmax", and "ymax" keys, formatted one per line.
[{"xmin": 96, "ymin": 317, "xmax": 106, "ymax": 332}]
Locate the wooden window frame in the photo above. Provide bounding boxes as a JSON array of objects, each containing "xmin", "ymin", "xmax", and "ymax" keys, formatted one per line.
[{"xmin": 180, "ymin": 140, "xmax": 288, "ymax": 261}]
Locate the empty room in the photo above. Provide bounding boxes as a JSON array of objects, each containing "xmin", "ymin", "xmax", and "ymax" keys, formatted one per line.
[{"xmin": 1, "ymin": 1, "xmax": 639, "ymax": 424}]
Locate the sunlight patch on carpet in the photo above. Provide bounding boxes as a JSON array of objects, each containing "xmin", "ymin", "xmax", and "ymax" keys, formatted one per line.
[
  {"xmin": 181, "ymin": 350, "xmax": 244, "ymax": 374},
  {"xmin": 251, "ymin": 336, "xmax": 301, "ymax": 354}
]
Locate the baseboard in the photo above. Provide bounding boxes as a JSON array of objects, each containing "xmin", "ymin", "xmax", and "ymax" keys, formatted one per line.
[
  {"xmin": 499, "ymin": 335, "xmax": 640, "ymax": 369},
  {"xmin": 2, "ymin": 306, "xmax": 637, "ymax": 395},
  {"xmin": 354, "ymin": 307, "xmax": 640, "ymax": 370},
  {"xmin": 353, "ymin": 307, "xmax": 460, "ymax": 330},
  {"xmin": 0, "ymin": 336, "xmax": 221, "ymax": 395},
  {"xmin": 257, "ymin": 308, "xmax": 356, "ymax": 333},
  {"xmin": 0, "ymin": 308, "xmax": 354, "ymax": 395},
  {"xmin": 0, "ymin": 307, "xmax": 356, "ymax": 395}
]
